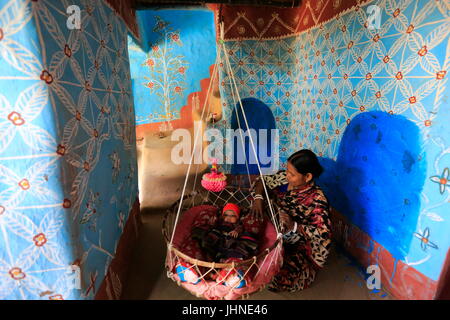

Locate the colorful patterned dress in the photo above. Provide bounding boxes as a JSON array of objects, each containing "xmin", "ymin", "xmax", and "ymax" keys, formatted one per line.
[{"xmin": 252, "ymin": 170, "xmax": 332, "ymax": 292}]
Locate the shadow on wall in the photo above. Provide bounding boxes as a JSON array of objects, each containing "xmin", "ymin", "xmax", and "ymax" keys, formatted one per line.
[
  {"xmin": 230, "ymin": 98, "xmax": 277, "ymax": 175},
  {"xmin": 316, "ymin": 111, "xmax": 427, "ymax": 260}
]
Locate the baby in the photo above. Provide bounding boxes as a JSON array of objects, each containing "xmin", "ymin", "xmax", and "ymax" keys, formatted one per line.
[
  {"xmin": 176, "ymin": 203, "xmax": 263, "ymax": 287},
  {"xmin": 194, "ymin": 203, "xmax": 260, "ymax": 287}
]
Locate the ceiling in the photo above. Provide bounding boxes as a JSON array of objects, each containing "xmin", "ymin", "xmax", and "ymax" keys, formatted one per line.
[{"xmin": 134, "ymin": 0, "xmax": 302, "ymax": 9}]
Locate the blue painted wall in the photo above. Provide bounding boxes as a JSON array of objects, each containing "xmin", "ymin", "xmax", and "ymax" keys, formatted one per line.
[
  {"xmin": 219, "ymin": 0, "xmax": 450, "ymax": 281},
  {"xmin": 0, "ymin": 0, "xmax": 138, "ymax": 299},
  {"xmin": 230, "ymin": 98, "xmax": 277, "ymax": 175},
  {"xmin": 317, "ymin": 112, "xmax": 427, "ymax": 259},
  {"xmin": 128, "ymin": 9, "xmax": 216, "ymax": 125}
]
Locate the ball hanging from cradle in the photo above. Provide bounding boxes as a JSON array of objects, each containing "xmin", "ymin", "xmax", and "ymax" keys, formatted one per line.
[{"xmin": 201, "ymin": 158, "xmax": 227, "ymax": 192}]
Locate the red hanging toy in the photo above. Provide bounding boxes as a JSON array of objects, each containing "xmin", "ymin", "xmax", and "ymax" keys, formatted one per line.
[{"xmin": 201, "ymin": 158, "xmax": 227, "ymax": 192}]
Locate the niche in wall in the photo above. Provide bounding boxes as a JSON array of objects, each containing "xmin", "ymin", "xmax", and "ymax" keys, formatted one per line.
[
  {"xmin": 230, "ymin": 98, "xmax": 277, "ymax": 175},
  {"xmin": 317, "ymin": 111, "xmax": 427, "ymax": 260}
]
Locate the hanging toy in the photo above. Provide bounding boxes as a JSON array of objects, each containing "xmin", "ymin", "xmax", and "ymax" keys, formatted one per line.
[{"xmin": 201, "ymin": 158, "xmax": 227, "ymax": 192}]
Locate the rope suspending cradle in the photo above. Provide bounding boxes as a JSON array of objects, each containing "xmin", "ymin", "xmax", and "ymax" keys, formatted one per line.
[{"xmin": 162, "ymin": 22, "xmax": 283, "ymax": 300}]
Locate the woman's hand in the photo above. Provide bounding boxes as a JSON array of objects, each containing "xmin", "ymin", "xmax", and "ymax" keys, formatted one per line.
[
  {"xmin": 250, "ymin": 199, "xmax": 264, "ymax": 219},
  {"xmin": 229, "ymin": 230, "xmax": 239, "ymax": 238},
  {"xmin": 279, "ymin": 210, "xmax": 294, "ymax": 233}
]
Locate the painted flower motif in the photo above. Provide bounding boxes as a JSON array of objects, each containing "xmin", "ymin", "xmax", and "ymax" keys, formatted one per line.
[
  {"xmin": 33, "ymin": 233, "xmax": 47, "ymax": 247},
  {"xmin": 418, "ymin": 45, "xmax": 428, "ymax": 56},
  {"xmin": 152, "ymin": 45, "xmax": 159, "ymax": 52},
  {"xmin": 366, "ymin": 73, "xmax": 372, "ymax": 80},
  {"xmin": 375, "ymin": 91, "xmax": 382, "ymax": 98},
  {"xmin": 84, "ymin": 81, "xmax": 92, "ymax": 92},
  {"xmin": 9, "ymin": 268, "xmax": 26, "ymax": 280},
  {"xmin": 343, "ymin": 74, "xmax": 348, "ymax": 80},
  {"xmin": 414, "ymin": 227, "xmax": 438, "ymax": 251},
  {"xmin": 7, "ymin": 112, "xmax": 25, "ymax": 126},
  {"xmin": 393, "ymin": 8, "xmax": 400, "ymax": 17},
  {"xmin": 424, "ymin": 119, "xmax": 432, "ymax": 127},
  {"xmin": 40, "ymin": 70, "xmax": 53, "ymax": 84},
  {"xmin": 174, "ymin": 86, "xmax": 182, "ymax": 93},
  {"xmin": 63, "ymin": 199, "xmax": 71, "ymax": 209},
  {"xmin": 395, "ymin": 71, "xmax": 403, "ymax": 80},
  {"xmin": 347, "ymin": 41, "xmax": 354, "ymax": 49},
  {"xmin": 18, "ymin": 179, "xmax": 30, "ymax": 190},
  {"xmin": 436, "ymin": 71, "xmax": 446, "ymax": 80},
  {"xmin": 383, "ymin": 55, "xmax": 390, "ymax": 63},
  {"xmin": 49, "ymin": 294, "xmax": 64, "ymax": 300},
  {"xmin": 171, "ymin": 33, "xmax": 179, "ymax": 42},
  {"xmin": 146, "ymin": 59, "xmax": 154, "ymax": 67},
  {"xmin": 430, "ymin": 168, "xmax": 450, "ymax": 194},
  {"xmin": 0, "ymin": 28, "xmax": 3, "ymax": 41},
  {"xmin": 146, "ymin": 82, "xmax": 154, "ymax": 89},
  {"xmin": 373, "ymin": 34, "xmax": 380, "ymax": 42},
  {"xmin": 156, "ymin": 20, "xmax": 167, "ymax": 30},
  {"xmin": 64, "ymin": 44, "xmax": 72, "ymax": 57},
  {"xmin": 409, "ymin": 96, "xmax": 417, "ymax": 104},
  {"xmin": 406, "ymin": 24, "xmax": 414, "ymax": 34}
]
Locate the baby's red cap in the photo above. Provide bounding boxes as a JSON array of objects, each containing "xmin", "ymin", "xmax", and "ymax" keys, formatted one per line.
[{"xmin": 222, "ymin": 203, "xmax": 240, "ymax": 217}]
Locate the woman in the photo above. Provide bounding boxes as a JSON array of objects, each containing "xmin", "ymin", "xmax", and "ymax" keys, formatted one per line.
[{"xmin": 251, "ymin": 149, "xmax": 331, "ymax": 292}]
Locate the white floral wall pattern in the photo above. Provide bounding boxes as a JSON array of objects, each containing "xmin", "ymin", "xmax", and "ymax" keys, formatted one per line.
[
  {"xmin": 0, "ymin": 0, "xmax": 138, "ymax": 299},
  {"xmin": 218, "ymin": 0, "xmax": 449, "ymax": 283}
]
